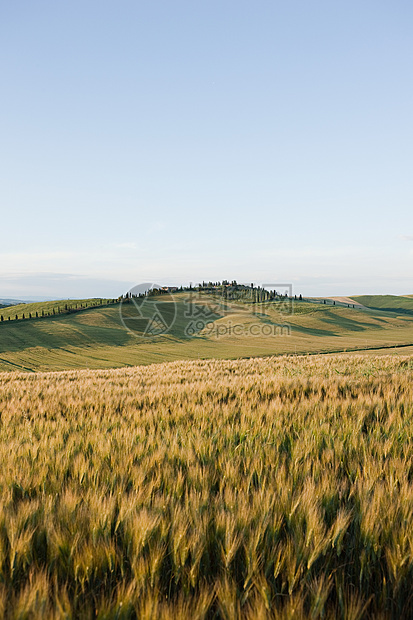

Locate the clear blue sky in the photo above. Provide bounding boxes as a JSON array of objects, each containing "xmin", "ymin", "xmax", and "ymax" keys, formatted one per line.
[{"xmin": 1, "ymin": 0, "xmax": 412, "ymax": 299}]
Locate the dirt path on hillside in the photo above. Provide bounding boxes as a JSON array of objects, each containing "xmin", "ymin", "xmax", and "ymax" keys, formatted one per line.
[{"xmin": 326, "ymin": 296, "xmax": 366, "ymax": 308}]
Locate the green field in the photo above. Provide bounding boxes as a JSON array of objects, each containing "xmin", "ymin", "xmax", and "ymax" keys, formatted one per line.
[
  {"xmin": 353, "ymin": 295, "xmax": 413, "ymax": 315},
  {"xmin": 1, "ymin": 293, "xmax": 413, "ymax": 371}
]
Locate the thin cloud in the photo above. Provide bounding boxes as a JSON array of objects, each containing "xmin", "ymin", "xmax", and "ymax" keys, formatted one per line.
[
  {"xmin": 112, "ymin": 242, "xmax": 137, "ymax": 250},
  {"xmin": 0, "ymin": 273, "xmax": 133, "ymax": 298}
]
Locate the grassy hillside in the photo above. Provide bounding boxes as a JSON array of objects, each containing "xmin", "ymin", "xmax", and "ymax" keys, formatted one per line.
[
  {"xmin": 1, "ymin": 354, "xmax": 413, "ymax": 617},
  {"xmin": 0, "ymin": 297, "xmax": 114, "ymax": 321},
  {"xmin": 353, "ymin": 295, "xmax": 413, "ymax": 316},
  {"xmin": 1, "ymin": 293, "xmax": 413, "ymax": 371}
]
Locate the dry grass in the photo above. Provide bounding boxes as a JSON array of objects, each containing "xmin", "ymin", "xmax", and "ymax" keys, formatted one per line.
[{"xmin": 0, "ymin": 354, "xmax": 413, "ymax": 618}]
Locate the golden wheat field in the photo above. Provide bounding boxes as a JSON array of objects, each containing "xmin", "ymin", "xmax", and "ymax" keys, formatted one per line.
[{"xmin": 1, "ymin": 354, "xmax": 413, "ymax": 618}]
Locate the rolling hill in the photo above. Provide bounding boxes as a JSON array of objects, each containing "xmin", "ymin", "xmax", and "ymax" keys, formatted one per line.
[
  {"xmin": 352, "ymin": 294, "xmax": 413, "ymax": 315},
  {"xmin": 1, "ymin": 293, "xmax": 413, "ymax": 372},
  {"xmin": 0, "ymin": 298, "xmax": 27, "ymax": 307},
  {"xmin": 0, "ymin": 298, "xmax": 113, "ymax": 320}
]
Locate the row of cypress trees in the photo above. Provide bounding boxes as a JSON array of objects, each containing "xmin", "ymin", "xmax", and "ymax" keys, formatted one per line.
[{"xmin": 0, "ymin": 298, "xmax": 119, "ymax": 323}]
